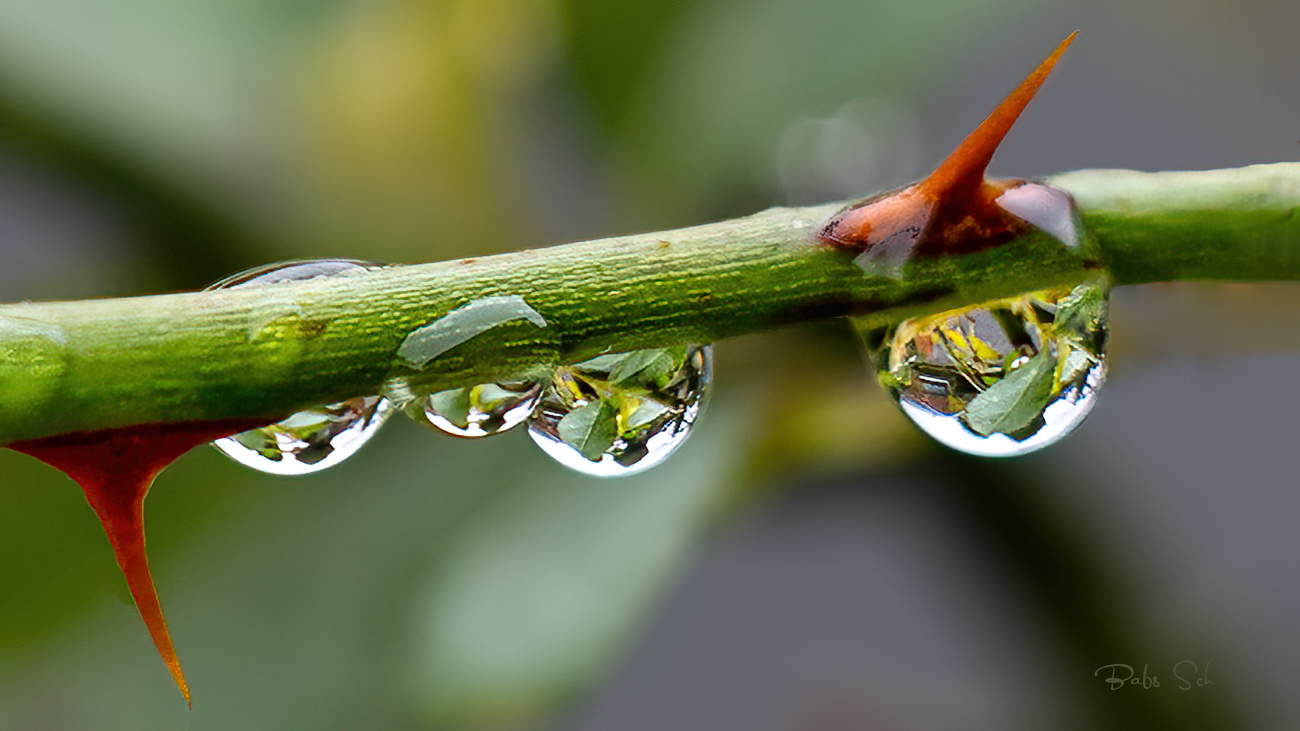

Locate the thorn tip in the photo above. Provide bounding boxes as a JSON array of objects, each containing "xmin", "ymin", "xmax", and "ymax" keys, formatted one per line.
[{"xmin": 923, "ymin": 32, "xmax": 1077, "ymax": 194}]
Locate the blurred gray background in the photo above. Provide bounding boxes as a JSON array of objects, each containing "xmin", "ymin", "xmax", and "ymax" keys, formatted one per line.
[{"xmin": 0, "ymin": 0, "xmax": 1296, "ymax": 729}]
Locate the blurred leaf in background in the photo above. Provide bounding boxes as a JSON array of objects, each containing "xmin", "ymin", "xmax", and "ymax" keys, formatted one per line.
[{"xmin": 3, "ymin": 0, "xmax": 1299, "ymax": 728}]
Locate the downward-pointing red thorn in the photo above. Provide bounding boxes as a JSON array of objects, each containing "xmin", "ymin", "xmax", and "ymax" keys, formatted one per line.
[{"xmin": 10, "ymin": 418, "xmax": 268, "ymax": 707}]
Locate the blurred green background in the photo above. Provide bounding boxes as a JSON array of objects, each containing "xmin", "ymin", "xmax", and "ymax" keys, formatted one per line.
[{"xmin": 0, "ymin": 0, "xmax": 1298, "ymax": 728}]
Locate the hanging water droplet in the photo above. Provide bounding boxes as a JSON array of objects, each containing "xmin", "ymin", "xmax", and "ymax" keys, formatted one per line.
[
  {"xmin": 414, "ymin": 380, "xmax": 543, "ymax": 437},
  {"xmin": 207, "ymin": 259, "xmax": 393, "ymax": 474},
  {"xmin": 383, "ymin": 293, "xmax": 556, "ymax": 437},
  {"xmin": 860, "ymin": 278, "xmax": 1108, "ymax": 457},
  {"xmin": 212, "ymin": 396, "xmax": 393, "ymax": 474},
  {"xmin": 527, "ymin": 345, "xmax": 712, "ymax": 477}
]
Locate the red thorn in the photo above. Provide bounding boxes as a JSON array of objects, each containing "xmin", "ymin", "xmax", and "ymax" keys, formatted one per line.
[
  {"xmin": 819, "ymin": 34, "xmax": 1077, "ymax": 257},
  {"xmin": 10, "ymin": 418, "xmax": 267, "ymax": 707},
  {"xmin": 922, "ymin": 32, "xmax": 1077, "ymax": 196}
]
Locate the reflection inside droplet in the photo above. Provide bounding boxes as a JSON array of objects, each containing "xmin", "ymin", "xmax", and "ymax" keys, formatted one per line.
[
  {"xmin": 213, "ymin": 396, "xmax": 393, "ymax": 474},
  {"xmin": 416, "ymin": 380, "xmax": 542, "ymax": 438},
  {"xmin": 860, "ymin": 278, "xmax": 1109, "ymax": 457},
  {"xmin": 527, "ymin": 345, "xmax": 712, "ymax": 477}
]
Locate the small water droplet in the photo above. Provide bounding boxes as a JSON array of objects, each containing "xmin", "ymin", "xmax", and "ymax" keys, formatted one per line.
[
  {"xmin": 830, "ymin": 187, "xmax": 936, "ymax": 280},
  {"xmin": 214, "ymin": 396, "xmax": 393, "ymax": 474},
  {"xmin": 397, "ymin": 295, "xmax": 549, "ymax": 371},
  {"xmin": 860, "ymin": 278, "xmax": 1108, "ymax": 457},
  {"xmin": 206, "ymin": 259, "xmax": 379, "ymax": 289},
  {"xmin": 996, "ymin": 182, "xmax": 1081, "ymax": 250},
  {"xmin": 0, "ymin": 315, "xmax": 69, "ymax": 410},
  {"xmin": 207, "ymin": 260, "xmax": 393, "ymax": 473},
  {"xmin": 527, "ymin": 345, "xmax": 712, "ymax": 477},
  {"xmin": 414, "ymin": 380, "xmax": 542, "ymax": 437},
  {"xmin": 206, "ymin": 258, "xmax": 375, "ymax": 342}
]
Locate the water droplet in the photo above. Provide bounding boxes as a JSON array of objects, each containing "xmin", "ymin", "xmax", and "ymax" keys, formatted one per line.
[
  {"xmin": 414, "ymin": 380, "xmax": 542, "ymax": 438},
  {"xmin": 207, "ymin": 259, "xmax": 372, "ymax": 342},
  {"xmin": 207, "ymin": 260, "xmax": 393, "ymax": 474},
  {"xmin": 385, "ymin": 295, "xmax": 555, "ymax": 436},
  {"xmin": 996, "ymin": 182, "xmax": 1081, "ymax": 250},
  {"xmin": 205, "ymin": 258, "xmax": 379, "ymax": 289},
  {"xmin": 527, "ymin": 345, "xmax": 712, "ymax": 477},
  {"xmin": 0, "ymin": 315, "xmax": 69, "ymax": 411},
  {"xmin": 397, "ymin": 295, "xmax": 548, "ymax": 371},
  {"xmin": 213, "ymin": 396, "xmax": 393, "ymax": 475},
  {"xmin": 860, "ymin": 278, "xmax": 1108, "ymax": 457}
]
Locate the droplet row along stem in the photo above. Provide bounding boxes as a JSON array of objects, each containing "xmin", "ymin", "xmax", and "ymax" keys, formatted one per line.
[{"xmin": 216, "ymin": 343, "xmax": 713, "ymax": 478}]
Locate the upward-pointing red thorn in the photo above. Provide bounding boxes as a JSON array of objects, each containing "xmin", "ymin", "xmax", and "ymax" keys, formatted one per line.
[{"xmin": 921, "ymin": 31, "xmax": 1077, "ymax": 196}]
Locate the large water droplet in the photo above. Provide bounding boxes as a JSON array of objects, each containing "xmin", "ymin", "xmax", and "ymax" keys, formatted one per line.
[
  {"xmin": 212, "ymin": 396, "xmax": 393, "ymax": 474},
  {"xmin": 527, "ymin": 345, "xmax": 712, "ymax": 477},
  {"xmin": 207, "ymin": 260, "xmax": 393, "ymax": 474},
  {"xmin": 414, "ymin": 380, "xmax": 542, "ymax": 438},
  {"xmin": 860, "ymin": 278, "xmax": 1108, "ymax": 457}
]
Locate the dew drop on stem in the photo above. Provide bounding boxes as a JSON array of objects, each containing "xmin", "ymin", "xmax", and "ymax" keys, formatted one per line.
[
  {"xmin": 205, "ymin": 258, "xmax": 381, "ymax": 288},
  {"xmin": 212, "ymin": 396, "xmax": 393, "ymax": 474},
  {"xmin": 995, "ymin": 182, "xmax": 1082, "ymax": 251},
  {"xmin": 859, "ymin": 277, "xmax": 1109, "ymax": 457},
  {"xmin": 396, "ymin": 295, "xmax": 549, "ymax": 371},
  {"xmin": 413, "ymin": 380, "xmax": 543, "ymax": 438},
  {"xmin": 0, "ymin": 315, "xmax": 68, "ymax": 410},
  {"xmin": 205, "ymin": 259, "xmax": 394, "ymax": 474},
  {"xmin": 527, "ymin": 345, "xmax": 712, "ymax": 477}
]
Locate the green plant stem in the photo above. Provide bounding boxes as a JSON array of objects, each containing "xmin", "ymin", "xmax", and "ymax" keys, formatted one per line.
[
  {"xmin": 2, "ymin": 162, "xmax": 1298, "ymax": 446},
  {"xmin": 1056, "ymin": 164, "xmax": 1300, "ymax": 283}
]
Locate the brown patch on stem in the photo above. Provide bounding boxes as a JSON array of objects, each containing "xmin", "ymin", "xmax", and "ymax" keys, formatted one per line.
[
  {"xmin": 9, "ymin": 418, "xmax": 269, "ymax": 707},
  {"xmin": 818, "ymin": 33, "xmax": 1077, "ymax": 261}
]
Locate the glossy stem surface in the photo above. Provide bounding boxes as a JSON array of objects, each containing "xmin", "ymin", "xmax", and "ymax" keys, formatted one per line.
[{"xmin": 1, "ymin": 162, "xmax": 1299, "ymax": 445}]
